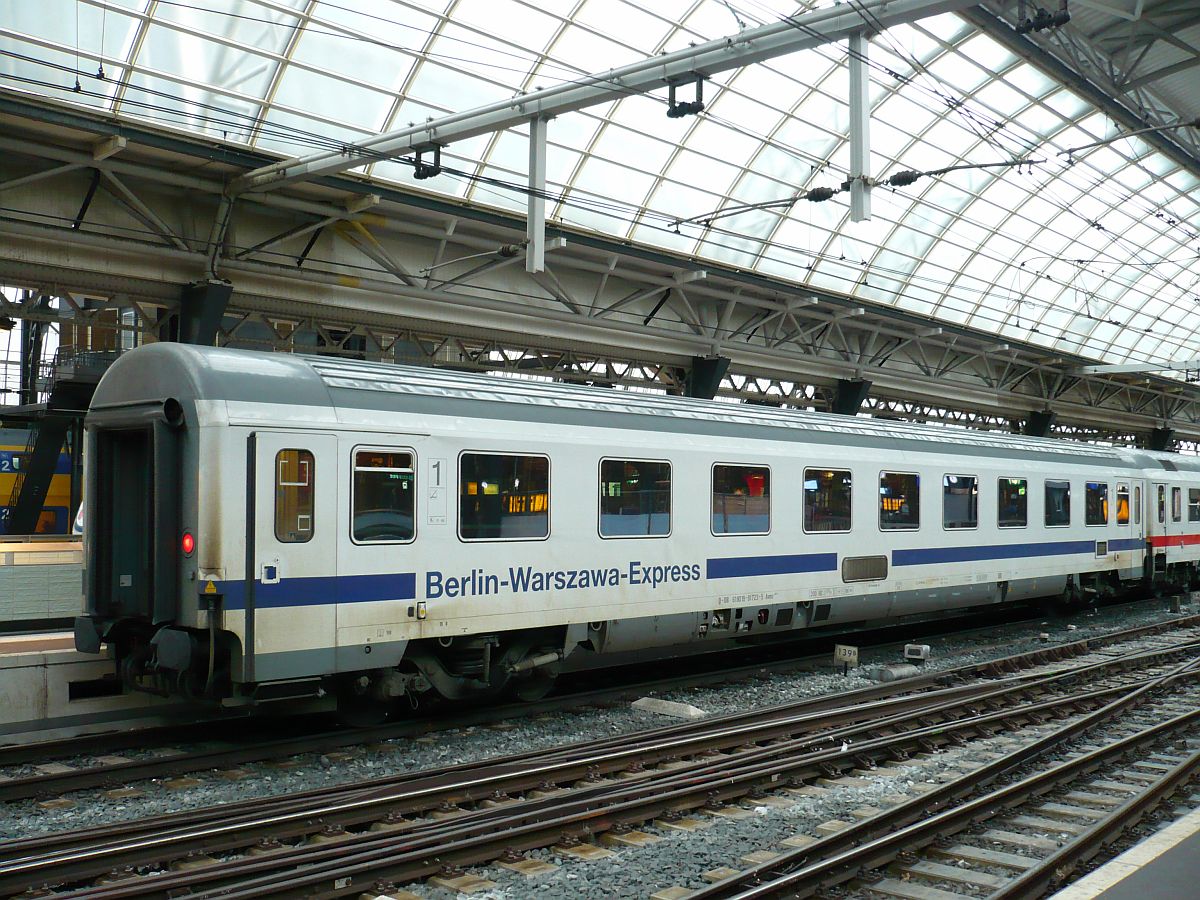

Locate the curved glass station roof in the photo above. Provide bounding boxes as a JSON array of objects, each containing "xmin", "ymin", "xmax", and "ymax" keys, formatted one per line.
[{"xmin": 2, "ymin": 0, "xmax": 1199, "ymax": 365}]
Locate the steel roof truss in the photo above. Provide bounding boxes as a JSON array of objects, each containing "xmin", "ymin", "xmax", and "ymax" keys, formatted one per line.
[{"xmin": 233, "ymin": 0, "xmax": 975, "ymax": 192}]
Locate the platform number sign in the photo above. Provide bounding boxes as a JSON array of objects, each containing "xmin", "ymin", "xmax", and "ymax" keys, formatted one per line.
[
  {"xmin": 427, "ymin": 458, "xmax": 447, "ymax": 525},
  {"xmin": 834, "ymin": 644, "xmax": 858, "ymax": 676}
]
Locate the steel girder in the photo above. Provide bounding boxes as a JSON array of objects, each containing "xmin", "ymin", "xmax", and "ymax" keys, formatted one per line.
[
  {"xmin": 2, "ymin": 99, "xmax": 1200, "ymax": 445},
  {"xmin": 968, "ymin": 4, "xmax": 1200, "ymax": 180},
  {"xmin": 233, "ymin": 0, "xmax": 976, "ymax": 192}
]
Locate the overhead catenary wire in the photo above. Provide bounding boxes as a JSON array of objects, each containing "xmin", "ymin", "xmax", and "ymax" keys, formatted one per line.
[
  {"xmin": 18, "ymin": 2, "xmax": 1194, "ymax": 250},
  {"xmin": 5, "ymin": 48, "xmax": 1191, "ymax": 361},
  {"xmin": 2, "ymin": 185, "xmax": 1197, "ymax": 364},
  {"xmin": 6, "ymin": 3, "xmax": 1198, "ymax": 362}
]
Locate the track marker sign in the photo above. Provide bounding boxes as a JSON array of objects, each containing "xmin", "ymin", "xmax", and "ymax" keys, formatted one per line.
[{"xmin": 834, "ymin": 644, "xmax": 858, "ymax": 675}]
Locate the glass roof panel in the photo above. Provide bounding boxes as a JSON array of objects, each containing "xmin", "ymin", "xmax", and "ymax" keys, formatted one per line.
[
  {"xmin": 287, "ymin": 24, "xmax": 414, "ymax": 95},
  {"xmin": 1, "ymin": 0, "xmax": 1196, "ymax": 366}
]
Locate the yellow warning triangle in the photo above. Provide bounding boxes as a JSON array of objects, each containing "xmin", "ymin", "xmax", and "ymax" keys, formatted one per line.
[{"xmin": 204, "ymin": 580, "xmax": 217, "ymax": 594}]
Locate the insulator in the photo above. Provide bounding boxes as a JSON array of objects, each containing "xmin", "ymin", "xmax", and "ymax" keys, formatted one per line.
[{"xmin": 886, "ymin": 169, "xmax": 922, "ymax": 187}]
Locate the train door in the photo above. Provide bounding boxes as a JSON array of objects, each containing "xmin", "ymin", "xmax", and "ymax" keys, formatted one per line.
[
  {"xmin": 1118, "ymin": 481, "xmax": 1143, "ymax": 580},
  {"xmin": 1152, "ymin": 482, "xmax": 1169, "ymax": 575},
  {"xmin": 335, "ymin": 439, "xmax": 422, "ymax": 673},
  {"xmin": 246, "ymin": 431, "xmax": 338, "ymax": 682},
  {"xmin": 93, "ymin": 428, "xmax": 153, "ymax": 619}
]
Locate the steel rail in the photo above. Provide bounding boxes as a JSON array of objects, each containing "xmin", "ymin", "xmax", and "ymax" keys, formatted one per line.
[
  {"xmin": 0, "ymin": 605, "xmax": 1085, "ymax": 796},
  {"xmin": 692, "ymin": 653, "xmax": 1200, "ymax": 898},
  {"xmin": 0, "ymin": 671, "xmax": 1130, "ymax": 893},
  {"xmin": 992, "ymin": 746, "xmax": 1200, "ymax": 898},
  {"xmin": 166, "ymin": 676, "xmax": 1200, "ymax": 900},
  {"xmin": 3, "ymin": 621, "xmax": 1197, "ymax": 897},
  {"xmin": 42, "ymin": 679, "xmax": 1134, "ymax": 899},
  {"xmin": 6, "ymin": 631, "xmax": 1184, "ymax": 871},
  {"xmin": 3, "ymin": 607, "xmax": 1190, "ymax": 797},
  {"xmin": 30, "ymin": 659, "xmax": 1185, "ymax": 899}
]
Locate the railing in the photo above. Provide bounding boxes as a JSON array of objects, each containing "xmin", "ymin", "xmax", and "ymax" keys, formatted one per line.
[{"xmin": 46, "ymin": 348, "xmax": 122, "ymax": 382}]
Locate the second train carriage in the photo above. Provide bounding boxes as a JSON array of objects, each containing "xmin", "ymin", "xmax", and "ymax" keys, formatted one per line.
[{"xmin": 73, "ymin": 344, "xmax": 1200, "ymax": 710}]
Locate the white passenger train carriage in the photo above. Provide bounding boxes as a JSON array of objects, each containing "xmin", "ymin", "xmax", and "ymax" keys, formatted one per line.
[{"xmin": 74, "ymin": 344, "xmax": 1200, "ymax": 709}]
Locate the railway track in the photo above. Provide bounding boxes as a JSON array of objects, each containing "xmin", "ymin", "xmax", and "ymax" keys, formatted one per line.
[
  {"xmin": 3, "ymin": 618, "xmax": 1200, "ymax": 898},
  {"xmin": 3, "ymin": 604, "xmax": 1172, "ymax": 802},
  {"xmin": 692, "ymin": 661, "xmax": 1200, "ymax": 899}
]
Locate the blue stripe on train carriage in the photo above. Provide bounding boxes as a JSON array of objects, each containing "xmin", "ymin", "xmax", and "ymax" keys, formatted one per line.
[
  {"xmin": 216, "ymin": 572, "xmax": 418, "ymax": 610},
  {"xmin": 706, "ymin": 552, "xmax": 838, "ymax": 579},
  {"xmin": 894, "ymin": 537, "xmax": 1146, "ymax": 566}
]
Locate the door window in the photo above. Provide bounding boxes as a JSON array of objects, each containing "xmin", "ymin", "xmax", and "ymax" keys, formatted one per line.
[
  {"xmin": 1134, "ymin": 485, "xmax": 1141, "ymax": 525},
  {"xmin": 1158, "ymin": 485, "xmax": 1166, "ymax": 524},
  {"xmin": 275, "ymin": 449, "xmax": 314, "ymax": 543},
  {"xmin": 1116, "ymin": 484, "xmax": 1130, "ymax": 525},
  {"xmin": 1173, "ymin": 487, "xmax": 1183, "ymax": 523}
]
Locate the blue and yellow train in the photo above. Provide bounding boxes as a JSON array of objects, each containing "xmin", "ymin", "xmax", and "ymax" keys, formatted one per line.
[{"xmin": 0, "ymin": 427, "xmax": 74, "ymax": 535}]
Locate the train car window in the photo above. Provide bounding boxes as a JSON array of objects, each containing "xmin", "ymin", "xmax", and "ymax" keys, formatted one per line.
[
  {"xmin": 275, "ymin": 449, "xmax": 314, "ymax": 543},
  {"xmin": 1117, "ymin": 485, "xmax": 1130, "ymax": 525},
  {"xmin": 460, "ymin": 453, "xmax": 549, "ymax": 540},
  {"xmin": 711, "ymin": 464, "xmax": 769, "ymax": 535},
  {"xmin": 998, "ymin": 478, "xmax": 1027, "ymax": 528},
  {"xmin": 1134, "ymin": 486, "xmax": 1141, "ymax": 525},
  {"xmin": 1085, "ymin": 482, "xmax": 1109, "ymax": 526},
  {"xmin": 1045, "ymin": 480, "xmax": 1071, "ymax": 527},
  {"xmin": 942, "ymin": 475, "xmax": 978, "ymax": 529},
  {"xmin": 1173, "ymin": 487, "xmax": 1183, "ymax": 523},
  {"xmin": 804, "ymin": 469, "xmax": 852, "ymax": 533},
  {"xmin": 1158, "ymin": 485, "xmax": 1166, "ymax": 524},
  {"xmin": 1189, "ymin": 489, "xmax": 1200, "ymax": 523},
  {"xmin": 879, "ymin": 472, "xmax": 919, "ymax": 530},
  {"xmin": 352, "ymin": 449, "xmax": 415, "ymax": 543},
  {"xmin": 599, "ymin": 459, "xmax": 671, "ymax": 538}
]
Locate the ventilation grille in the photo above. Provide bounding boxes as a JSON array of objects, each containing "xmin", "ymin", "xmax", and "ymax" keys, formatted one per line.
[
  {"xmin": 1095, "ymin": 541, "xmax": 1108, "ymax": 557},
  {"xmin": 842, "ymin": 555, "xmax": 888, "ymax": 583}
]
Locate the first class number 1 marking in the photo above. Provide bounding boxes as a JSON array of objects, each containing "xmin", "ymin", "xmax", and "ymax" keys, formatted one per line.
[{"xmin": 428, "ymin": 457, "xmax": 447, "ymax": 525}]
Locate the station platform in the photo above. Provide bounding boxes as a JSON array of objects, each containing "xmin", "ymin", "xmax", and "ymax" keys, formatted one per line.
[
  {"xmin": 1051, "ymin": 806, "xmax": 1200, "ymax": 900},
  {"xmin": 0, "ymin": 631, "xmax": 182, "ymax": 743},
  {"xmin": 0, "ymin": 538, "xmax": 82, "ymax": 628}
]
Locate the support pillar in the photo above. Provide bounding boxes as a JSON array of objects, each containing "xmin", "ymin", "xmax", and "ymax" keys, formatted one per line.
[
  {"xmin": 19, "ymin": 294, "xmax": 50, "ymax": 406},
  {"xmin": 526, "ymin": 116, "xmax": 548, "ymax": 274},
  {"xmin": 848, "ymin": 31, "xmax": 872, "ymax": 222},
  {"xmin": 684, "ymin": 355, "xmax": 730, "ymax": 400},
  {"xmin": 1024, "ymin": 410, "xmax": 1056, "ymax": 437},
  {"xmin": 1150, "ymin": 427, "xmax": 1175, "ymax": 452},
  {"xmin": 159, "ymin": 280, "xmax": 233, "ymax": 345},
  {"xmin": 831, "ymin": 378, "xmax": 871, "ymax": 416}
]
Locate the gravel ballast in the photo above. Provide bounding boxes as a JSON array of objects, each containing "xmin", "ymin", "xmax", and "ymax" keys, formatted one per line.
[{"xmin": 0, "ymin": 598, "xmax": 1193, "ymax": 899}]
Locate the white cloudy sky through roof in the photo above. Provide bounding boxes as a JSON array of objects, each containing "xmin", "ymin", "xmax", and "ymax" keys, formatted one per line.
[{"xmin": 2, "ymin": 0, "xmax": 1198, "ymax": 365}]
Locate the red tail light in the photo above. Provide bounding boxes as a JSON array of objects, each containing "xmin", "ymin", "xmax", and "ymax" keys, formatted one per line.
[{"xmin": 182, "ymin": 532, "xmax": 195, "ymax": 556}]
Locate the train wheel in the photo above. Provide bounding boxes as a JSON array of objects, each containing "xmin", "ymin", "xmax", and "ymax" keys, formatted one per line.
[{"xmin": 512, "ymin": 672, "xmax": 556, "ymax": 702}]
